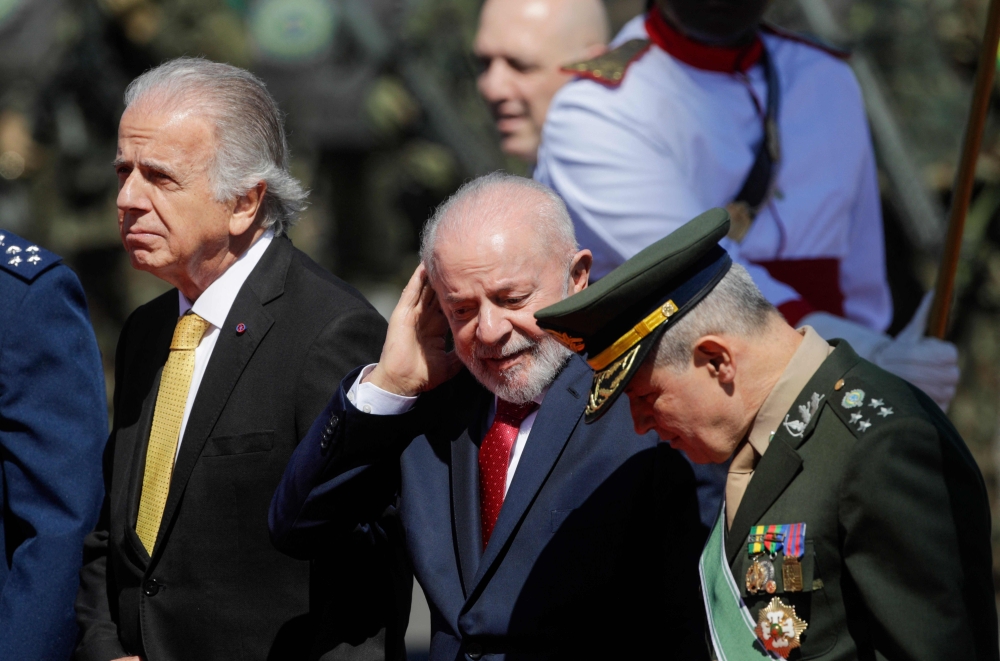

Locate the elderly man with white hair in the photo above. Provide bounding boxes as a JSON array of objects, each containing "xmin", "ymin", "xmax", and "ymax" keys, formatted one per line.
[
  {"xmin": 270, "ymin": 172, "xmax": 708, "ymax": 660},
  {"xmin": 74, "ymin": 58, "xmax": 405, "ymax": 661}
]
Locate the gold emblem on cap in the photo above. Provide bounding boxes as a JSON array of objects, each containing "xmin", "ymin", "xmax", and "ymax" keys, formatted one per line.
[
  {"xmin": 587, "ymin": 300, "xmax": 678, "ymax": 372},
  {"xmin": 584, "ymin": 347, "xmax": 639, "ymax": 415},
  {"xmin": 545, "ymin": 329, "xmax": 586, "ymax": 352},
  {"xmin": 586, "ymin": 345, "xmax": 641, "ymax": 416}
]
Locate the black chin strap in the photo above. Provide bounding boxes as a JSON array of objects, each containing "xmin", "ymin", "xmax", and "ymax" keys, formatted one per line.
[
  {"xmin": 735, "ymin": 44, "xmax": 781, "ymax": 215},
  {"xmin": 734, "ymin": 43, "xmax": 781, "ymax": 213}
]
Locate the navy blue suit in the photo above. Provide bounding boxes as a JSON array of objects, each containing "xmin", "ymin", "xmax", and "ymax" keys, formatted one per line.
[
  {"xmin": 271, "ymin": 356, "xmax": 707, "ymax": 660},
  {"xmin": 0, "ymin": 233, "xmax": 106, "ymax": 660}
]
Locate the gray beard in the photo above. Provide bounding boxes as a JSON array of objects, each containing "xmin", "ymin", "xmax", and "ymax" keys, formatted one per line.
[{"xmin": 463, "ymin": 332, "xmax": 573, "ymax": 405}]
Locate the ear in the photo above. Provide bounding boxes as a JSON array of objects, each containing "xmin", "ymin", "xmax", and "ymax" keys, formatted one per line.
[
  {"xmin": 693, "ymin": 336, "xmax": 736, "ymax": 385},
  {"xmin": 567, "ymin": 249, "xmax": 592, "ymax": 294},
  {"xmin": 230, "ymin": 181, "xmax": 267, "ymax": 236}
]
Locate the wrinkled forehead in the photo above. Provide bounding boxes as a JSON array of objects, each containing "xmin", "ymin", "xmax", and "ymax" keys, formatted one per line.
[
  {"xmin": 430, "ymin": 220, "xmax": 558, "ymax": 294},
  {"xmin": 127, "ymin": 78, "xmax": 216, "ymax": 115},
  {"xmin": 116, "ymin": 100, "xmax": 217, "ymax": 169}
]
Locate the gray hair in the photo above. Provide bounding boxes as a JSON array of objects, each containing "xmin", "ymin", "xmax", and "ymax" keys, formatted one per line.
[
  {"xmin": 124, "ymin": 57, "xmax": 306, "ymax": 236},
  {"xmin": 654, "ymin": 263, "xmax": 776, "ymax": 371},
  {"xmin": 420, "ymin": 172, "xmax": 578, "ymax": 277}
]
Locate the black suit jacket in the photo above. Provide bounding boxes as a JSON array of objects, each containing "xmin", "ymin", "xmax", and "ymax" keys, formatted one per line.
[
  {"xmin": 75, "ymin": 236, "xmax": 408, "ymax": 661},
  {"xmin": 271, "ymin": 357, "xmax": 709, "ymax": 660}
]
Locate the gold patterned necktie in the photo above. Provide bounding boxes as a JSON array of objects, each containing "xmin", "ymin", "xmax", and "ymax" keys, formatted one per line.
[{"xmin": 135, "ymin": 312, "xmax": 211, "ymax": 554}]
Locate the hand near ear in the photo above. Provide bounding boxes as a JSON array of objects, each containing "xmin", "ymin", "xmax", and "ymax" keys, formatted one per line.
[{"xmin": 365, "ymin": 264, "xmax": 464, "ymax": 397}]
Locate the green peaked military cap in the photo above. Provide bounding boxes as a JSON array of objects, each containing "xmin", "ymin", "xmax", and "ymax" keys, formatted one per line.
[{"xmin": 535, "ymin": 208, "xmax": 732, "ymax": 422}]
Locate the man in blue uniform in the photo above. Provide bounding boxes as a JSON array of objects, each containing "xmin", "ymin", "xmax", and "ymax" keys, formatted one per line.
[{"xmin": 0, "ymin": 231, "xmax": 107, "ymax": 660}]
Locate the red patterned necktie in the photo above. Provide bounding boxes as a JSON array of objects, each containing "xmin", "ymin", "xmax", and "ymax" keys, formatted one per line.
[{"xmin": 479, "ymin": 399, "xmax": 538, "ymax": 548}]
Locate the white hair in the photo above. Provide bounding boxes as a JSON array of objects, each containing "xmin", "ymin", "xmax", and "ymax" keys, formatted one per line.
[
  {"xmin": 124, "ymin": 57, "xmax": 307, "ymax": 236},
  {"xmin": 654, "ymin": 263, "xmax": 776, "ymax": 371},
  {"xmin": 419, "ymin": 171, "xmax": 578, "ymax": 277}
]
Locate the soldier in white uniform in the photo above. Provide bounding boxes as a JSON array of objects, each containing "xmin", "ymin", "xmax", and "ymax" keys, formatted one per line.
[{"xmin": 535, "ymin": 0, "xmax": 959, "ymax": 407}]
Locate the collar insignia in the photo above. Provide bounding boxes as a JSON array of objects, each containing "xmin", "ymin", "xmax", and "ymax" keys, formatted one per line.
[{"xmin": 545, "ymin": 329, "xmax": 585, "ymax": 352}]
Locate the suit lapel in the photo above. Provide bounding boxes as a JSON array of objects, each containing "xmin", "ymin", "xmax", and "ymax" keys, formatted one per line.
[
  {"xmin": 468, "ymin": 357, "xmax": 588, "ymax": 596},
  {"xmin": 451, "ymin": 401, "xmax": 488, "ymax": 597},
  {"xmin": 148, "ymin": 237, "xmax": 292, "ymax": 561},
  {"xmin": 725, "ymin": 340, "xmax": 863, "ymax": 564},
  {"xmin": 121, "ymin": 306, "xmax": 176, "ymax": 565}
]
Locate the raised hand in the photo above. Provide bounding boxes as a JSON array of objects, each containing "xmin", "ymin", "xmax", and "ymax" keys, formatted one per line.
[{"xmin": 364, "ymin": 263, "xmax": 463, "ymax": 397}]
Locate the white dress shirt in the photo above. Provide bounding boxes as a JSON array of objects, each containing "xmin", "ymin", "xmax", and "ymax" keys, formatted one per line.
[
  {"xmin": 536, "ymin": 14, "xmax": 890, "ymax": 332},
  {"xmin": 173, "ymin": 230, "xmax": 273, "ymax": 461},
  {"xmin": 347, "ymin": 365, "xmax": 546, "ymax": 495}
]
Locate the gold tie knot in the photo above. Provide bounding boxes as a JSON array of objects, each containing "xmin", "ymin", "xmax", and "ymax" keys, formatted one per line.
[{"xmin": 171, "ymin": 312, "xmax": 210, "ymax": 350}]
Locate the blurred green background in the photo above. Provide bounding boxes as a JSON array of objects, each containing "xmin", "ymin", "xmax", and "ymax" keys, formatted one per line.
[{"xmin": 2, "ymin": 0, "xmax": 1000, "ymax": 623}]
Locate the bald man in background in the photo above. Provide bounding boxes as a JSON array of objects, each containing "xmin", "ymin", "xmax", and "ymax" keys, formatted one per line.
[{"xmin": 475, "ymin": 0, "xmax": 609, "ymax": 164}]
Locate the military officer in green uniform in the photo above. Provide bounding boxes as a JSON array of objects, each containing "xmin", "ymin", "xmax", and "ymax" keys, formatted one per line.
[{"xmin": 534, "ymin": 208, "xmax": 998, "ymax": 660}]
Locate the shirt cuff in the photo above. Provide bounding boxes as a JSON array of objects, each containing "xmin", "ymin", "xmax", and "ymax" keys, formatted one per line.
[{"xmin": 347, "ymin": 364, "xmax": 418, "ymax": 415}]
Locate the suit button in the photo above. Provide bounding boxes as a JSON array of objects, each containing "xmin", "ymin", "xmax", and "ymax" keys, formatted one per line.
[
  {"xmin": 466, "ymin": 642, "xmax": 482, "ymax": 659},
  {"xmin": 320, "ymin": 414, "xmax": 339, "ymax": 451},
  {"xmin": 143, "ymin": 579, "xmax": 160, "ymax": 596}
]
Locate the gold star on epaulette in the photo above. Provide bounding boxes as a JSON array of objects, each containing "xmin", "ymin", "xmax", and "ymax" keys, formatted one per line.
[{"xmin": 561, "ymin": 39, "xmax": 652, "ymax": 87}]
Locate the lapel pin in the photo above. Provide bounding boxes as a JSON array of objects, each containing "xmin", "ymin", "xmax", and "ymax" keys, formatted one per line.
[{"xmin": 236, "ymin": 323, "xmax": 246, "ymax": 335}]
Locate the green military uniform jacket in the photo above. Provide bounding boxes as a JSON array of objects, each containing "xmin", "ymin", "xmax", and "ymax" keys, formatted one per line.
[{"xmin": 727, "ymin": 340, "xmax": 997, "ymax": 660}]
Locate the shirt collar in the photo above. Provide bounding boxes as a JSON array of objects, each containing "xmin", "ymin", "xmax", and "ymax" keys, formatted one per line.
[
  {"xmin": 745, "ymin": 326, "xmax": 832, "ymax": 456},
  {"xmin": 178, "ymin": 230, "xmax": 274, "ymax": 327},
  {"xmin": 645, "ymin": 9, "xmax": 763, "ymax": 73}
]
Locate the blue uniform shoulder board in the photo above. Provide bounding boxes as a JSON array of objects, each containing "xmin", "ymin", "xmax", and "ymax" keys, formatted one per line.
[
  {"xmin": 760, "ymin": 23, "xmax": 850, "ymax": 60},
  {"xmin": 561, "ymin": 39, "xmax": 652, "ymax": 87},
  {"xmin": 0, "ymin": 231, "xmax": 62, "ymax": 282}
]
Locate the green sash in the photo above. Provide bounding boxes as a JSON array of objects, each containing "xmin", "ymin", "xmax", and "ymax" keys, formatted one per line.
[{"xmin": 699, "ymin": 507, "xmax": 774, "ymax": 660}]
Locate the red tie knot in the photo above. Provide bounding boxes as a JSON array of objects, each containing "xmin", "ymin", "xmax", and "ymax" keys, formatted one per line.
[{"xmin": 495, "ymin": 399, "xmax": 538, "ymax": 426}]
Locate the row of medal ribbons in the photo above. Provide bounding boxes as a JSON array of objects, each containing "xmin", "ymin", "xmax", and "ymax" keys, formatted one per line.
[{"xmin": 746, "ymin": 522, "xmax": 806, "ymax": 595}]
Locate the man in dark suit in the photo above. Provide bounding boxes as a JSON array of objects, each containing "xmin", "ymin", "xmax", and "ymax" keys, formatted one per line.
[
  {"xmin": 270, "ymin": 172, "xmax": 707, "ymax": 660},
  {"xmin": 535, "ymin": 208, "xmax": 998, "ymax": 660},
  {"xmin": 0, "ymin": 232, "xmax": 106, "ymax": 660},
  {"xmin": 75, "ymin": 58, "xmax": 404, "ymax": 661}
]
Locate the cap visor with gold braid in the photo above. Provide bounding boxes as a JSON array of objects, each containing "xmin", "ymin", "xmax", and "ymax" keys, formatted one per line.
[{"xmin": 535, "ymin": 208, "xmax": 732, "ymax": 423}]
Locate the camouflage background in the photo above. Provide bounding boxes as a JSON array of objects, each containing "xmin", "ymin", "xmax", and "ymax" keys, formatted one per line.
[{"xmin": 0, "ymin": 0, "xmax": 998, "ymax": 646}]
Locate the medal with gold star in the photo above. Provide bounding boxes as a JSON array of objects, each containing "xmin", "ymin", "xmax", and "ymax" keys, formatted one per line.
[{"xmin": 756, "ymin": 597, "xmax": 808, "ymax": 658}]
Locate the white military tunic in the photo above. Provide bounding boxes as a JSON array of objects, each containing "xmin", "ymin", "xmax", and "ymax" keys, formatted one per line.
[{"xmin": 536, "ymin": 12, "xmax": 890, "ymax": 331}]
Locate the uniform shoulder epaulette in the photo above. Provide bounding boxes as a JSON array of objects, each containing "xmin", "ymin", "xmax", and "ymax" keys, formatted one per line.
[
  {"xmin": 760, "ymin": 23, "xmax": 850, "ymax": 61},
  {"xmin": 826, "ymin": 370, "xmax": 906, "ymax": 438},
  {"xmin": 561, "ymin": 39, "xmax": 652, "ymax": 87},
  {"xmin": 0, "ymin": 231, "xmax": 62, "ymax": 283}
]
